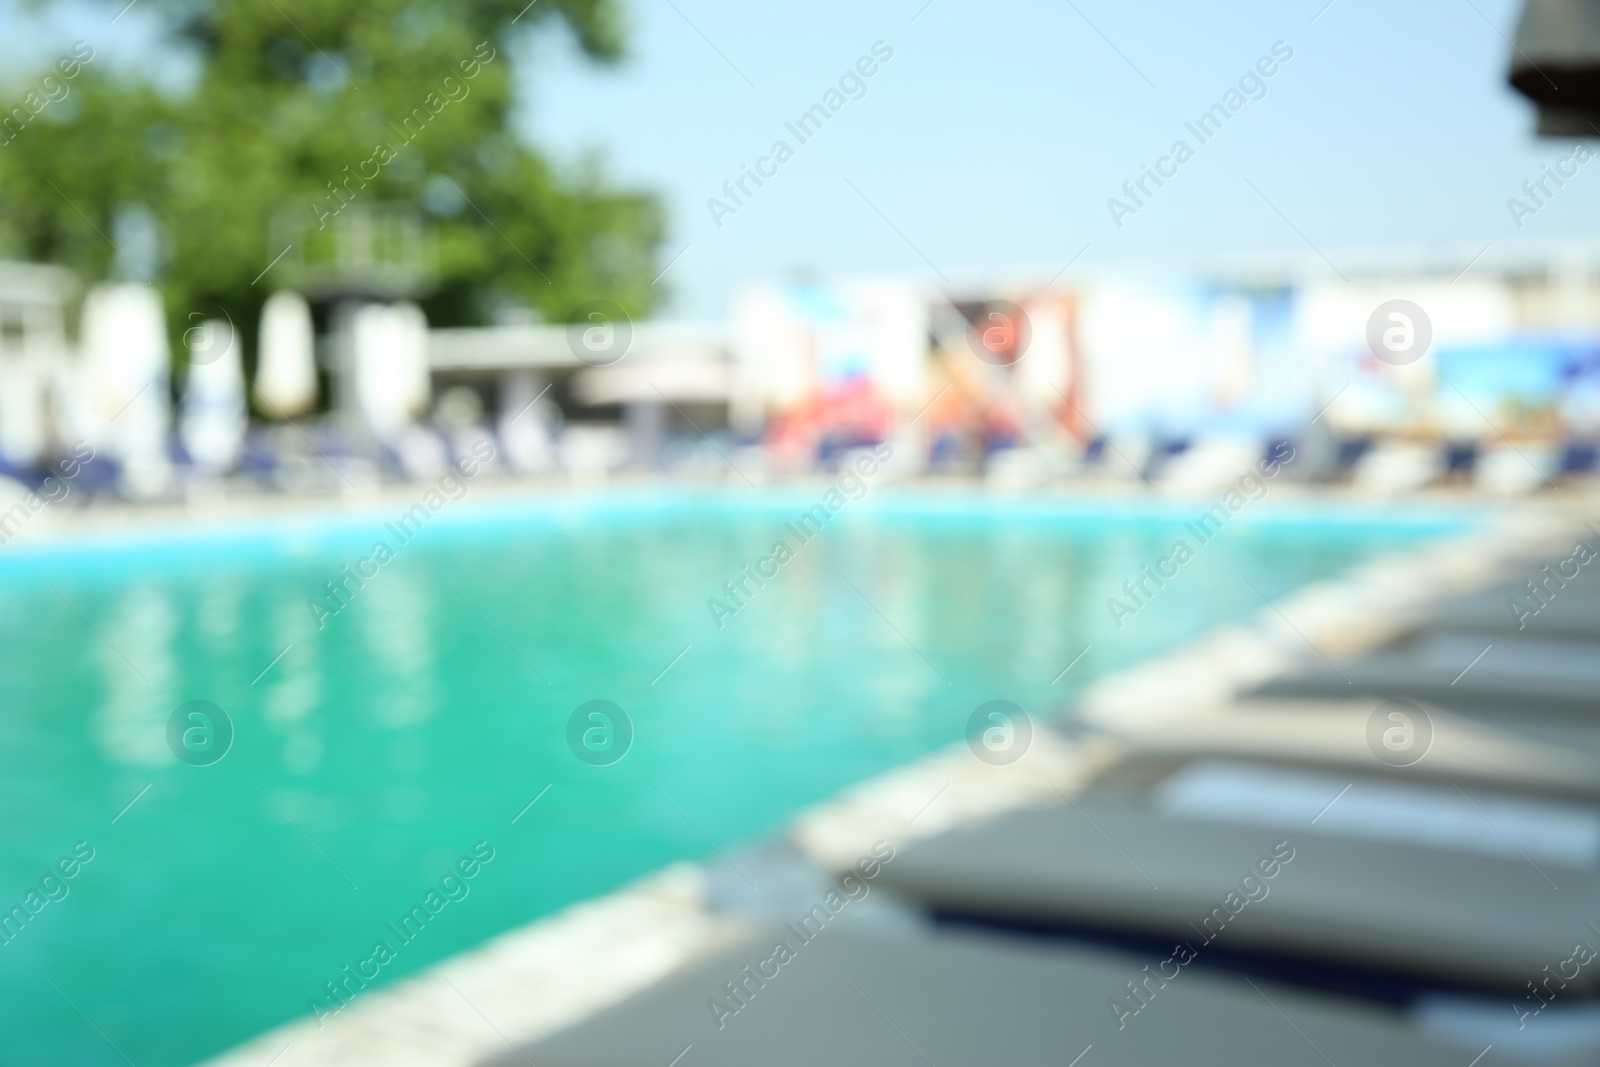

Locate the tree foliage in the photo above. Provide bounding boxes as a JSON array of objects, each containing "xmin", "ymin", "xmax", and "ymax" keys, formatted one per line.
[{"xmin": 0, "ymin": 0, "xmax": 663, "ymax": 349}]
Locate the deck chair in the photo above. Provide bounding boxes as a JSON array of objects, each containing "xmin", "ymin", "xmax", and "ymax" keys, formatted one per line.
[{"xmin": 485, "ymin": 924, "xmax": 1570, "ymax": 1067}]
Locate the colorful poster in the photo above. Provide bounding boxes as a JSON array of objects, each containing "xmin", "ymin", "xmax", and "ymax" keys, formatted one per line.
[{"xmin": 732, "ymin": 279, "xmax": 926, "ymax": 465}]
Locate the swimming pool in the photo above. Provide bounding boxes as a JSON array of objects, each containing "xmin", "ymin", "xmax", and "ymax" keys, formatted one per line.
[{"xmin": 0, "ymin": 489, "xmax": 1468, "ymax": 1065}]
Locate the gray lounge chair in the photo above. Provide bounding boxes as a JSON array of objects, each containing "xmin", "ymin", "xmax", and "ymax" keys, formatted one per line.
[
  {"xmin": 1092, "ymin": 698, "xmax": 1600, "ymax": 797},
  {"xmin": 486, "ymin": 925, "xmax": 1565, "ymax": 1067},
  {"xmin": 1248, "ymin": 627, "xmax": 1600, "ymax": 713},
  {"xmin": 873, "ymin": 772, "xmax": 1598, "ymax": 994},
  {"xmin": 867, "ymin": 698, "xmax": 1600, "ymax": 996},
  {"xmin": 1247, "ymin": 562, "xmax": 1600, "ymax": 710},
  {"xmin": 1425, "ymin": 584, "xmax": 1600, "ymax": 640}
]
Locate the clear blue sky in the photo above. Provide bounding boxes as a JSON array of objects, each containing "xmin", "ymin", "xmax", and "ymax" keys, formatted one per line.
[{"xmin": 4, "ymin": 0, "xmax": 1592, "ymax": 317}]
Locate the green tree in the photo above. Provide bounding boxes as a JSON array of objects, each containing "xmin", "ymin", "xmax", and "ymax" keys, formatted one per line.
[{"xmin": 0, "ymin": 0, "xmax": 663, "ymax": 369}]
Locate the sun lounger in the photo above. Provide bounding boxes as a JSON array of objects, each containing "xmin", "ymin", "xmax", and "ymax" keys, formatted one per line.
[
  {"xmin": 487, "ymin": 925, "xmax": 1560, "ymax": 1067},
  {"xmin": 1423, "ymin": 584, "xmax": 1600, "ymax": 640},
  {"xmin": 1247, "ymin": 626, "xmax": 1600, "ymax": 713},
  {"xmin": 873, "ymin": 766, "xmax": 1599, "ymax": 997},
  {"xmin": 1239, "ymin": 542, "xmax": 1600, "ymax": 712},
  {"xmin": 1088, "ymin": 698, "xmax": 1600, "ymax": 798},
  {"xmin": 873, "ymin": 702, "xmax": 1600, "ymax": 1000}
]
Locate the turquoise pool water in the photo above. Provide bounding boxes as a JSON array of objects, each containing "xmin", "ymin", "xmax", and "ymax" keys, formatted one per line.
[{"xmin": 0, "ymin": 489, "xmax": 1468, "ymax": 1065}]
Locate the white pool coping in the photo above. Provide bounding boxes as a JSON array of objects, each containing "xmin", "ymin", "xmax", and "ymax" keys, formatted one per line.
[{"xmin": 196, "ymin": 495, "xmax": 1593, "ymax": 1067}]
